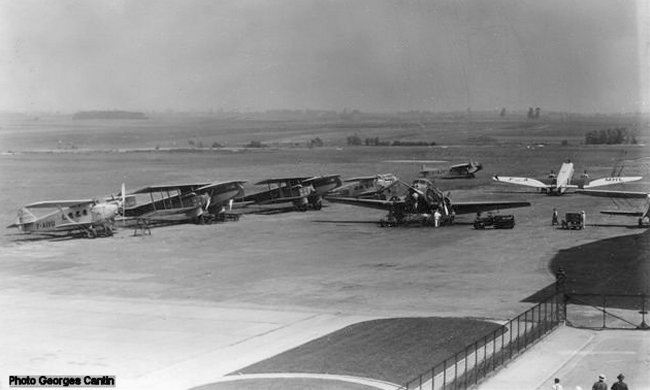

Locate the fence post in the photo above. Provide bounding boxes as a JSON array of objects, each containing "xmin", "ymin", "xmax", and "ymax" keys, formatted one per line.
[
  {"xmin": 442, "ymin": 358, "xmax": 447, "ymax": 390},
  {"xmin": 602, "ymin": 295, "xmax": 607, "ymax": 328},
  {"xmin": 454, "ymin": 352, "xmax": 458, "ymax": 390},
  {"xmin": 474, "ymin": 341, "xmax": 478, "ymax": 385},
  {"xmin": 639, "ymin": 294, "xmax": 649, "ymax": 329}
]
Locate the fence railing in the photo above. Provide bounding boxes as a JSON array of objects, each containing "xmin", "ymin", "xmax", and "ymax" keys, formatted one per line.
[
  {"xmin": 402, "ymin": 294, "xmax": 563, "ymax": 390},
  {"xmin": 565, "ymin": 293, "xmax": 649, "ymax": 329}
]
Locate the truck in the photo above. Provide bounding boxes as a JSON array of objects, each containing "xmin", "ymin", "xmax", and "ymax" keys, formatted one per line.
[
  {"xmin": 561, "ymin": 212, "xmax": 584, "ymax": 230},
  {"xmin": 473, "ymin": 213, "xmax": 515, "ymax": 229}
]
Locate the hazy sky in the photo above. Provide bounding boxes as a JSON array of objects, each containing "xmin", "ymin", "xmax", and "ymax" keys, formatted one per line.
[{"xmin": 1, "ymin": 0, "xmax": 648, "ymax": 113}]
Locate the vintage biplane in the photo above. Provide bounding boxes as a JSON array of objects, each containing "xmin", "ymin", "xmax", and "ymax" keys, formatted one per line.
[
  {"xmin": 492, "ymin": 161, "xmax": 642, "ymax": 195},
  {"xmin": 124, "ymin": 181, "xmax": 245, "ymax": 227},
  {"xmin": 327, "ymin": 178, "xmax": 530, "ymax": 227},
  {"xmin": 7, "ymin": 188, "xmax": 126, "ymax": 238},
  {"xmin": 576, "ymin": 189, "xmax": 650, "ymax": 227},
  {"xmin": 419, "ymin": 161, "xmax": 483, "ymax": 179},
  {"xmin": 237, "ymin": 175, "xmax": 341, "ymax": 211},
  {"xmin": 327, "ymin": 173, "xmax": 400, "ymax": 199}
]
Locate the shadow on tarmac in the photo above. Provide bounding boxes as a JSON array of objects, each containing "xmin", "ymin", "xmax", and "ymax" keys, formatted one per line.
[{"xmin": 523, "ymin": 228, "xmax": 650, "ymax": 310}]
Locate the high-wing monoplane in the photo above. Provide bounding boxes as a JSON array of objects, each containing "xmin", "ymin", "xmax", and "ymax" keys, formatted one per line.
[
  {"xmin": 327, "ymin": 173, "xmax": 399, "ymax": 199},
  {"xmin": 7, "ymin": 189, "xmax": 126, "ymax": 238},
  {"xmin": 420, "ymin": 161, "xmax": 483, "ymax": 179},
  {"xmin": 124, "ymin": 181, "xmax": 245, "ymax": 225},
  {"xmin": 237, "ymin": 175, "xmax": 341, "ymax": 211},
  {"xmin": 327, "ymin": 178, "xmax": 530, "ymax": 227},
  {"xmin": 492, "ymin": 161, "xmax": 642, "ymax": 195},
  {"xmin": 576, "ymin": 189, "xmax": 650, "ymax": 227}
]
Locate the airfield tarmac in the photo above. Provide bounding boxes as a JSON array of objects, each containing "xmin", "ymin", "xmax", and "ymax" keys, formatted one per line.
[{"xmin": 0, "ymin": 115, "xmax": 648, "ymax": 389}]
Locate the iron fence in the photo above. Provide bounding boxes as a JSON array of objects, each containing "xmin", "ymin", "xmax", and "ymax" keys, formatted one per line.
[
  {"xmin": 402, "ymin": 294, "xmax": 563, "ymax": 390},
  {"xmin": 565, "ymin": 293, "xmax": 649, "ymax": 329}
]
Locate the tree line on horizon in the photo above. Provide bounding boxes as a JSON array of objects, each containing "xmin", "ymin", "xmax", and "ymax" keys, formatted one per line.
[{"xmin": 584, "ymin": 127, "xmax": 637, "ymax": 144}]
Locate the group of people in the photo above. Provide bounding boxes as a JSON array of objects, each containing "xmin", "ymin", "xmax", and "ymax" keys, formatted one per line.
[{"xmin": 551, "ymin": 373, "xmax": 629, "ymax": 390}]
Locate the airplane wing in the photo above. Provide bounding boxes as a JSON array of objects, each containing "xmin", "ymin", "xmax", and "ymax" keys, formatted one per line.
[
  {"xmin": 325, "ymin": 196, "xmax": 395, "ymax": 211},
  {"xmin": 24, "ymin": 199, "xmax": 95, "ymax": 208},
  {"xmin": 448, "ymin": 163, "xmax": 470, "ymax": 174},
  {"xmin": 452, "ymin": 201, "xmax": 531, "ymax": 215},
  {"xmin": 255, "ymin": 177, "xmax": 311, "ymax": 185},
  {"xmin": 575, "ymin": 189, "xmax": 649, "ymax": 199},
  {"xmin": 131, "ymin": 184, "xmax": 209, "ymax": 194},
  {"xmin": 492, "ymin": 176, "xmax": 551, "ymax": 189},
  {"xmin": 600, "ymin": 210, "xmax": 645, "ymax": 216},
  {"xmin": 344, "ymin": 176, "xmax": 377, "ymax": 183},
  {"xmin": 580, "ymin": 176, "xmax": 642, "ymax": 189},
  {"xmin": 55, "ymin": 221, "xmax": 96, "ymax": 230},
  {"xmin": 354, "ymin": 180, "xmax": 401, "ymax": 198},
  {"xmin": 196, "ymin": 180, "xmax": 247, "ymax": 192}
]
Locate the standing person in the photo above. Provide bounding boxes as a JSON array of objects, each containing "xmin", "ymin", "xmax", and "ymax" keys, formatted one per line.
[
  {"xmin": 611, "ymin": 373, "xmax": 628, "ymax": 390},
  {"xmin": 552, "ymin": 208, "xmax": 559, "ymax": 226},
  {"xmin": 581, "ymin": 210, "xmax": 586, "ymax": 229},
  {"xmin": 592, "ymin": 374, "xmax": 607, "ymax": 390},
  {"xmin": 433, "ymin": 208, "xmax": 442, "ymax": 227},
  {"xmin": 552, "ymin": 377, "xmax": 563, "ymax": 390}
]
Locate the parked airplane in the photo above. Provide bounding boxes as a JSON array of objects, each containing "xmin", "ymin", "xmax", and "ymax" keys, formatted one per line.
[
  {"xmin": 385, "ymin": 160, "xmax": 482, "ymax": 179},
  {"xmin": 327, "ymin": 173, "xmax": 399, "ymax": 199},
  {"xmin": 420, "ymin": 161, "xmax": 483, "ymax": 179},
  {"xmin": 237, "ymin": 175, "xmax": 341, "ymax": 211},
  {"xmin": 7, "ymin": 188, "xmax": 126, "ymax": 238},
  {"xmin": 124, "ymin": 181, "xmax": 245, "ymax": 225},
  {"xmin": 327, "ymin": 178, "xmax": 530, "ymax": 227},
  {"xmin": 492, "ymin": 161, "xmax": 642, "ymax": 195},
  {"xmin": 576, "ymin": 189, "xmax": 650, "ymax": 226}
]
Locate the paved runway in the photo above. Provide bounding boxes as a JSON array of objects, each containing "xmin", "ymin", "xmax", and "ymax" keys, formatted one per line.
[{"xmin": 0, "ymin": 292, "xmax": 374, "ymax": 390}]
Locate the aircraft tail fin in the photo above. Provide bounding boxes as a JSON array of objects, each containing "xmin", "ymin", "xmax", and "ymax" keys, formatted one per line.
[{"xmin": 7, "ymin": 208, "xmax": 37, "ymax": 229}]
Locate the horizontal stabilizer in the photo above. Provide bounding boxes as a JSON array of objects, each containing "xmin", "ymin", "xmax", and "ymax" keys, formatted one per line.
[{"xmin": 583, "ymin": 176, "xmax": 642, "ymax": 188}]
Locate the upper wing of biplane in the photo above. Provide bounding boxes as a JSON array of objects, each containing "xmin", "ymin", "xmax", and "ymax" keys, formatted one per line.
[
  {"xmin": 452, "ymin": 200, "xmax": 531, "ymax": 215},
  {"xmin": 492, "ymin": 176, "xmax": 551, "ymax": 189},
  {"xmin": 196, "ymin": 180, "xmax": 247, "ymax": 192},
  {"xmin": 255, "ymin": 177, "xmax": 312, "ymax": 186},
  {"xmin": 130, "ymin": 184, "xmax": 210, "ymax": 195},
  {"xmin": 344, "ymin": 175, "xmax": 377, "ymax": 183},
  {"xmin": 24, "ymin": 199, "xmax": 95, "ymax": 208}
]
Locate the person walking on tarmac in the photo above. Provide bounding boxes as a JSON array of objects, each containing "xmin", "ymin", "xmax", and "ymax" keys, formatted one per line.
[
  {"xmin": 611, "ymin": 373, "xmax": 628, "ymax": 390},
  {"xmin": 551, "ymin": 378, "xmax": 563, "ymax": 390},
  {"xmin": 552, "ymin": 208, "xmax": 559, "ymax": 226},
  {"xmin": 592, "ymin": 374, "xmax": 607, "ymax": 390},
  {"xmin": 433, "ymin": 208, "xmax": 442, "ymax": 227}
]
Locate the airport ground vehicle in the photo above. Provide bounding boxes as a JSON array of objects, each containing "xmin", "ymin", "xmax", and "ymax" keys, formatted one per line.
[
  {"xmin": 561, "ymin": 213, "xmax": 584, "ymax": 230},
  {"xmin": 473, "ymin": 214, "xmax": 515, "ymax": 229}
]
